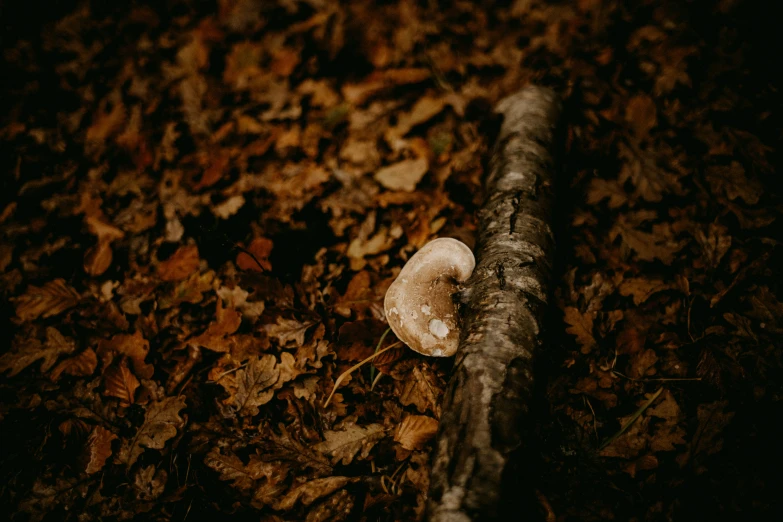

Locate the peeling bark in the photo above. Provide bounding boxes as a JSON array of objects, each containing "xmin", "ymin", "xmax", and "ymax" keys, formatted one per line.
[{"xmin": 427, "ymin": 86, "xmax": 563, "ymax": 522}]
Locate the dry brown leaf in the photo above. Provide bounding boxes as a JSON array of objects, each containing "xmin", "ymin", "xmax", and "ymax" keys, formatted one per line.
[
  {"xmin": 618, "ymin": 278, "xmax": 676, "ymax": 306},
  {"xmin": 117, "ymin": 395, "xmax": 187, "ymax": 467},
  {"xmin": 103, "ymin": 359, "xmax": 140, "ymax": 405},
  {"xmin": 385, "ymin": 95, "xmax": 447, "ymax": 145},
  {"xmin": 396, "ymin": 363, "xmax": 444, "ymax": 416},
  {"xmin": 12, "ymin": 279, "xmax": 81, "ymax": 322},
  {"xmin": 228, "ymin": 354, "xmax": 280, "ymax": 416},
  {"xmin": 314, "ymin": 424, "xmax": 386, "ymax": 465},
  {"xmin": 610, "ymin": 213, "xmax": 686, "ymax": 264},
  {"xmin": 618, "ymin": 141, "xmax": 684, "ymax": 203},
  {"xmin": 96, "ymin": 330, "xmax": 154, "ymax": 380},
  {"xmin": 83, "ymin": 239, "xmax": 114, "ymax": 276},
  {"xmin": 625, "ymin": 94, "xmax": 657, "ymax": 139},
  {"xmin": 49, "ymin": 348, "xmax": 98, "ymax": 382},
  {"xmin": 158, "ymin": 244, "xmax": 200, "ymax": 282},
  {"xmin": 706, "ymin": 161, "xmax": 762, "ymax": 204},
  {"xmin": 691, "ymin": 222, "xmax": 732, "ymax": 268},
  {"xmin": 586, "ymin": 178, "xmax": 628, "ymax": 209},
  {"xmin": 264, "ymin": 317, "xmax": 316, "ymax": 347},
  {"xmin": 236, "ymin": 237, "xmax": 273, "ymax": 272},
  {"xmin": 564, "ymin": 306, "xmax": 597, "ymax": 353},
  {"xmin": 189, "ymin": 299, "xmax": 243, "ymax": 353},
  {"xmin": 394, "ymin": 415, "xmax": 439, "ymax": 451},
  {"xmin": 273, "ymin": 476, "xmax": 354, "ymax": 511},
  {"xmin": 0, "ymin": 327, "xmax": 76, "ymax": 377},
  {"xmin": 204, "ymin": 447, "xmax": 280, "ymax": 493},
  {"xmin": 374, "ymin": 157, "xmax": 429, "ymax": 192},
  {"xmin": 84, "ymin": 426, "xmax": 118, "ymax": 474}
]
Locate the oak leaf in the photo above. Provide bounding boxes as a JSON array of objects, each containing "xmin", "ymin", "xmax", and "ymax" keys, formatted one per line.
[
  {"xmin": 117, "ymin": 395, "xmax": 187, "ymax": 467},
  {"xmin": 564, "ymin": 306, "xmax": 597, "ymax": 353},
  {"xmin": 84, "ymin": 426, "xmax": 118, "ymax": 474},
  {"xmin": 189, "ymin": 299, "xmax": 242, "ymax": 352},
  {"xmin": 618, "ymin": 140, "xmax": 684, "ymax": 203},
  {"xmin": 610, "ymin": 213, "xmax": 686, "ymax": 264},
  {"xmin": 705, "ymin": 161, "xmax": 762, "ymax": 204},
  {"xmin": 274, "ymin": 476, "xmax": 354, "ymax": 511},
  {"xmin": 264, "ymin": 316, "xmax": 316, "ymax": 347},
  {"xmin": 12, "ymin": 279, "xmax": 81, "ymax": 322},
  {"xmin": 394, "ymin": 415, "xmax": 439, "ymax": 451},
  {"xmin": 49, "ymin": 348, "xmax": 98, "ymax": 381},
  {"xmin": 229, "ymin": 354, "xmax": 280, "ymax": 416},
  {"xmin": 618, "ymin": 278, "xmax": 676, "ymax": 306},
  {"xmin": 0, "ymin": 327, "xmax": 76, "ymax": 377},
  {"xmin": 586, "ymin": 178, "xmax": 628, "ymax": 209},
  {"xmin": 96, "ymin": 330, "xmax": 154, "ymax": 379},
  {"xmin": 314, "ymin": 424, "xmax": 386, "ymax": 465},
  {"xmin": 204, "ymin": 447, "xmax": 280, "ymax": 492}
]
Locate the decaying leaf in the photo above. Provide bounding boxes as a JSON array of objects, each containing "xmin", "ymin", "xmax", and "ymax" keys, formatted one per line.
[
  {"xmin": 158, "ymin": 244, "xmax": 200, "ymax": 282},
  {"xmin": 103, "ymin": 359, "xmax": 140, "ymax": 405},
  {"xmin": 204, "ymin": 447, "xmax": 281, "ymax": 492},
  {"xmin": 117, "ymin": 395, "xmax": 187, "ymax": 467},
  {"xmin": 394, "ymin": 415, "xmax": 439, "ymax": 451},
  {"xmin": 12, "ymin": 279, "xmax": 81, "ymax": 322},
  {"xmin": 564, "ymin": 306, "xmax": 597, "ymax": 353},
  {"xmin": 49, "ymin": 348, "xmax": 98, "ymax": 381},
  {"xmin": 84, "ymin": 426, "xmax": 118, "ymax": 474},
  {"xmin": 0, "ymin": 327, "xmax": 77, "ymax": 377},
  {"xmin": 314, "ymin": 423, "xmax": 386, "ymax": 465},
  {"xmin": 374, "ymin": 157, "xmax": 429, "ymax": 192},
  {"xmin": 226, "ymin": 354, "xmax": 280, "ymax": 416}
]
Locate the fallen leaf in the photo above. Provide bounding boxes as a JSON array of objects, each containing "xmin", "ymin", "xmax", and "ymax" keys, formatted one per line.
[
  {"xmin": 117, "ymin": 395, "xmax": 187, "ymax": 467},
  {"xmin": 264, "ymin": 317, "xmax": 316, "ymax": 347},
  {"xmin": 374, "ymin": 157, "xmax": 429, "ymax": 192},
  {"xmin": 49, "ymin": 348, "xmax": 98, "ymax": 381},
  {"xmin": 226, "ymin": 355, "xmax": 280, "ymax": 416},
  {"xmin": 394, "ymin": 415, "xmax": 439, "ymax": 450},
  {"xmin": 1, "ymin": 327, "xmax": 77, "ymax": 377},
  {"xmin": 236, "ymin": 237, "xmax": 273, "ymax": 272},
  {"xmin": 96, "ymin": 330, "xmax": 154, "ymax": 380},
  {"xmin": 314, "ymin": 424, "xmax": 386, "ymax": 465},
  {"xmin": 12, "ymin": 279, "xmax": 81, "ymax": 322},
  {"xmin": 204, "ymin": 447, "xmax": 280, "ymax": 492},
  {"xmin": 84, "ymin": 426, "xmax": 118, "ymax": 474},
  {"xmin": 158, "ymin": 245, "xmax": 200, "ymax": 282},
  {"xmin": 103, "ymin": 359, "xmax": 140, "ymax": 405},
  {"xmin": 564, "ymin": 306, "xmax": 597, "ymax": 353},
  {"xmin": 624, "ymin": 94, "xmax": 657, "ymax": 139},
  {"xmin": 706, "ymin": 161, "xmax": 762, "ymax": 204},
  {"xmin": 273, "ymin": 476, "xmax": 354, "ymax": 511},
  {"xmin": 618, "ymin": 278, "xmax": 676, "ymax": 305}
]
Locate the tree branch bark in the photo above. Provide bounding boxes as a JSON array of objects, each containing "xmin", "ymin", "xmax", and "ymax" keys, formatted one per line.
[{"xmin": 427, "ymin": 86, "xmax": 563, "ymax": 522}]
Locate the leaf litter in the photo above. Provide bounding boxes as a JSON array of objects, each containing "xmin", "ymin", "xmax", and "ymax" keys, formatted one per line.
[{"xmin": 0, "ymin": 0, "xmax": 781, "ymax": 520}]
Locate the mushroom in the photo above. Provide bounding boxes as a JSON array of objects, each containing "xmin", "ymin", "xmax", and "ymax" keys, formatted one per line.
[{"xmin": 384, "ymin": 237, "xmax": 475, "ymax": 357}]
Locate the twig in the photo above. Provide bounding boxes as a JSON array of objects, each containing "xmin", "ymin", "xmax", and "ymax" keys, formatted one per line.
[
  {"xmin": 324, "ymin": 341, "xmax": 402, "ymax": 407},
  {"xmin": 599, "ymin": 387, "xmax": 663, "ymax": 450}
]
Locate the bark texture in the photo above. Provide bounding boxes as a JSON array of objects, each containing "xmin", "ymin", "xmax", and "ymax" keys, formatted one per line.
[{"xmin": 427, "ymin": 86, "xmax": 562, "ymax": 522}]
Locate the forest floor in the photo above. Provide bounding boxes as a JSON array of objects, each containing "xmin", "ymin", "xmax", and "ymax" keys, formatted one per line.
[{"xmin": 1, "ymin": 0, "xmax": 781, "ymax": 520}]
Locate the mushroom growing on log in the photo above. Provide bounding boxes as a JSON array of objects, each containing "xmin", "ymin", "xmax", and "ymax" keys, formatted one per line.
[
  {"xmin": 426, "ymin": 86, "xmax": 563, "ymax": 522},
  {"xmin": 384, "ymin": 238, "xmax": 475, "ymax": 358}
]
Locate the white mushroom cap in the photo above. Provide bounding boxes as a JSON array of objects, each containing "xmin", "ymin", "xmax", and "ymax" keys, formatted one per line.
[{"xmin": 384, "ymin": 237, "xmax": 475, "ymax": 357}]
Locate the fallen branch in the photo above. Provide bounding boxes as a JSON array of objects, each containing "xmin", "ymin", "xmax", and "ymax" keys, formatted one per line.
[{"xmin": 427, "ymin": 86, "xmax": 563, "ymax": 522}]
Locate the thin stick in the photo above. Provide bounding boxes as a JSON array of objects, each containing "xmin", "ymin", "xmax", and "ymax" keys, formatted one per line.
[
  {"xmin": 324, "ymin": 341, "xmax": 402, "ymax": 408},
  {"xmin": 599, "ymin": 387, "xmax": 663, "ymax": 450}
]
